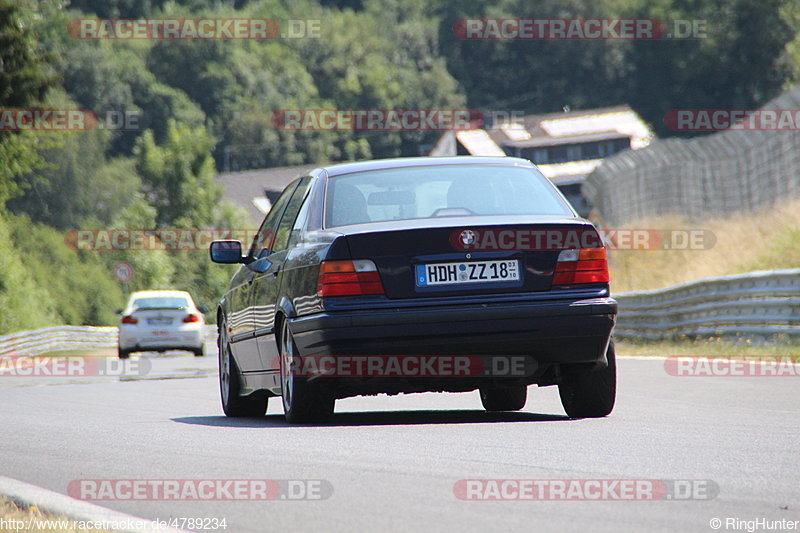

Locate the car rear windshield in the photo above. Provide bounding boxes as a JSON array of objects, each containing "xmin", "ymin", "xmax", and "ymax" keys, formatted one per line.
[
  {"xmin": 324, "ymin": 164, "xmax": 573, "ymax": 227},
  {"xmin": 132, "ymin": 297, "xmax": 189, "ymax": 310}
]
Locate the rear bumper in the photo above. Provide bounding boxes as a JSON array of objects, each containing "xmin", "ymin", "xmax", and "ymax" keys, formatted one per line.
[
  {"xmin": 118, "ymin": 327, "xmax": 205, "ymax": 351},
  {"xmin": 289, "ymin": 296, "xmax": 616, "ymax": 366}
]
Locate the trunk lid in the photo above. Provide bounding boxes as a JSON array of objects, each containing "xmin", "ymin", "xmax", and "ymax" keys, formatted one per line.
[
  {"xmin": 340, "ymin": 216, "xmax": 601, "ymax": 299},
  {"xmin": 129, "ymin": 307, "xmax": 193, "ymax": 326}
]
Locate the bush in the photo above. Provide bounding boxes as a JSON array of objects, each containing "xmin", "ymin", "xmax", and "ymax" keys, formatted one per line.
[{"xmin": 0, "ymin": 213, "xmax": 124, "ymax": 334}]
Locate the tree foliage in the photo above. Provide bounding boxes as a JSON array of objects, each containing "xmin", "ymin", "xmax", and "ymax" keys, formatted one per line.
[
  {"xmin": 0, "ymin": 0, "xmax": 58, "ymax": 206},
  {"xmin": 134, "ymin": 120, "xmax": 222, "ymax": 227},
  {"xmin": 433, "ymin": 0, "xmax": 798, "ymax": 136}
]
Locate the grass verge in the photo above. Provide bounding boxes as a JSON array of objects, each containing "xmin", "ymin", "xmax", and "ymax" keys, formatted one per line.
[
  {"xmin": 607, "ymin": 197, "xmax": 800, "ymax": 293},
  {"xmin": 616, "ymin": 338, "xmax": 800, "ymax": 357},
  {"xmin": 0, "ymin": 497, "xmax": 115, "ymax": 533}
]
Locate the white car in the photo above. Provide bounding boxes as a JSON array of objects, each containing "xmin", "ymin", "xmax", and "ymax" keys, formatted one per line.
[{"xmin": 116, "ymin": 290, "xmax": 208, "ymax": 359}]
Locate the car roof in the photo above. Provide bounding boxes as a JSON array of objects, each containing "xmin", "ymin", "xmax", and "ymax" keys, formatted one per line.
[
  {"xmin": 315, "ymin": 156, "xmax": 535, "ymax": 178},
  {"xmin": 130, "ymin": 290, "xmax": 192, "ymax": 299}
]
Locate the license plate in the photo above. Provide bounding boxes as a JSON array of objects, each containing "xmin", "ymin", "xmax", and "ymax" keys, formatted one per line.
[
  {"xmin": 416, "ymin": 260, "xmax": 520, "ymax": 286},
  {"xmin": 147, "ymin": 318, "xmax": 172, "ymax": 326}
]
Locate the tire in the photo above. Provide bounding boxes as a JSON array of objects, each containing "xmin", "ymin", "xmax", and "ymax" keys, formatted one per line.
[
  {"xmin": 479, "ymin": 384, "xmax": 527, "ymax": 411},
  {"xmin": 558, "ymin": 341, "xmax": 617, "ymax": 418},
  {"xmin": 279, "ymin": 319, "xmax": 334, "ymax": 424},
  {"xmin": 193, "ymin": 345, "xmax": 205, "ymax": 357},
  {"xmin": 218, "ymin": 318, "xmax": 268, "ymax": 417},
  {"xmin": 118, "ymin": 348, "xmax": 130, "ymax": 360}
]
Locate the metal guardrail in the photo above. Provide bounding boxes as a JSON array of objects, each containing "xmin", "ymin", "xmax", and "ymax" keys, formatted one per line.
[
  {"xmin": 0, "ymin": 325, "xmax": 218, "ymax": 357},
  {"xmin": 614, "ymin": 269, "xmax": 800, "ymax": 341}
]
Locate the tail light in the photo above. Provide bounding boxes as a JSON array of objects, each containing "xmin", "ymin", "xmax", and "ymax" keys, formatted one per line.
[
  {"xmin": 318, "ymin": 260, "xmax": 385, "ymax": 297},
  {"xmin": 183, "ymin": 314, "xmax": 201, "ymax": 323},
  {"xmin": 121, "ymin": 315, "xmax": 138, "ymax": 324},
  {"xmin": 552, "ymin": 248, "xmax": 609, "ymax": 285}
]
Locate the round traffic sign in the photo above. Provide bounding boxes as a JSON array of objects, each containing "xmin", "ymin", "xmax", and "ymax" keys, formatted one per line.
[{"xmin": 113, "ymin": 262, "xmax": 134, "ymax": 283}]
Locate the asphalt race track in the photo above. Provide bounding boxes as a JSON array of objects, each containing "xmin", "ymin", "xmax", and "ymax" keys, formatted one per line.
[{"xmin": 1, "ymin": 345, "xmax": 798, "ymax": 533}]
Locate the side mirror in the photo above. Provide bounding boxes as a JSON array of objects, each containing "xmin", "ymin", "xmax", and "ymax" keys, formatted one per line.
[
  {"xmin": 210, "ymin": 240, "xmax": 245, "ymax": 264},
  {"xmin": 197, "ymin": 305, "xmax": 209, "ymax": 314},
  {"xmin": 114, "ymin": 308, "xmax": 123, "ymax": 315}
]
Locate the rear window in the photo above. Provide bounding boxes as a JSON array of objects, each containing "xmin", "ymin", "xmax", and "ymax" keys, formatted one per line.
[
  {"xmin": 324, "ymin": 164, "xmax": 572, "ymax": 227},
  {"xmin": 132, "ymin": 297, "xmax": 189, "ymax": 310}
]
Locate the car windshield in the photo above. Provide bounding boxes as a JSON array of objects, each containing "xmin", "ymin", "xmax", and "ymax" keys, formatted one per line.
[
  {"xmin": 324, "ymin": 164, "xmax": 573, "ymax": 227},
  {"xmin": 132, "ymin": 297, "xmax": 189, "ymax": 310}
]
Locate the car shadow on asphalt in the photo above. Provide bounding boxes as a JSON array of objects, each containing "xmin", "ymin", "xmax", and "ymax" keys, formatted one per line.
[{"xmin": 172, "ymin": 410, "xmax": 570, "ymax": 428}]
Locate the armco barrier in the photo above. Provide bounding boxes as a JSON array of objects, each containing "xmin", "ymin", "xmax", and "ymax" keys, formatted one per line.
[
  {"xmin": 0, "ymin": 325, "xmax": 217, "ymax": 357},
  {"xmin": 614, "ymin": 269, "xmax": 800, "ymax": 340}
]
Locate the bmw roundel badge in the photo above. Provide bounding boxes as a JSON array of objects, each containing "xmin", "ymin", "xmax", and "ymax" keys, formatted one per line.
[{"xmin": 460, "ymin": 230, "xmax": 476, "ymax": 246}]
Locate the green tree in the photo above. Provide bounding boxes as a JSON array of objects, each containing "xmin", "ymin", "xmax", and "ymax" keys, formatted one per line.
[
  {"xmin": 65, "ymin": 0, "xmax": 168, "ymax": 18},
  {"xmin": 55, "ymin": 42, "xmax": 205, "ymax": 156},
  {"xmin": 0, "ymin": 0, "xmax": 58, "ymax": 206},
  {"xmin": 0, "ymin": 0, "xmax": 54, "ymax": 108},
  {"xmin": 146, "ymin": 27, "xmax": 341, "ymax": 168},
  {"xmin": 287, "ymin": 0, "xmax": 465, "ymax": 159},
  {"xmin": 623, "ymin": 0, "xmax": 798, "ymax": 137},
  {"xmin": 0, "ymin": 215, "xmax": 59, "ymax": 333},
  {"xmin": 131, "ymin": 120, "xmax": 244, "ymax": 311},
  {"xmin": 433, "ymin": 0, "xmax": 631, "ymax": 113},
  {"xmin": 8, "ymin": 115, "xmax": 112, "ymax": 229},
  {"xmin": 97, "ymin": 193, "xmax": 177, "ymax": 296},
  {"xmin": 9, "ymin": 214, "xmax": 124, "ymax": 326},
  {"xmin": 134, "ymin": 120, "xmax": 226, "ymax": 227}
]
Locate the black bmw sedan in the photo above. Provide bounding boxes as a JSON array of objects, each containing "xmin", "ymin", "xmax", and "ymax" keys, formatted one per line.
[{"xmin": 210, "ymin": 156, "xmax": 617, "ymax": 423}]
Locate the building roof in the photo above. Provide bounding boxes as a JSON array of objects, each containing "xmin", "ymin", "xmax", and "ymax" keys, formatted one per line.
[
  {"xmin": 431, "ymin": 105, "xmax": 653, "ymax": 157},
  {"xmin": 536, "ymin": 159, "xmax": 605, "ymax": 186},
  {"xmin": 216, "ymin": 164, "xmax": 317, "ymax": 225},
  {"xmin": 428, "ymin": 130, "xmax": 508, "ymax": 157},
  {"xmin": 500, "ymin": 131, "xmax": 632, "ymax": 149},
  {"xmin": 486, "ymin": 105, "xmax": 653, "ymax": 149},
  {"xmin": 428, "ymin": 105, "xmax": 654, "ymax": 189},
  {"xmin": 455, "ymin": 130, "xmax": 507, "ymax": 156}
]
